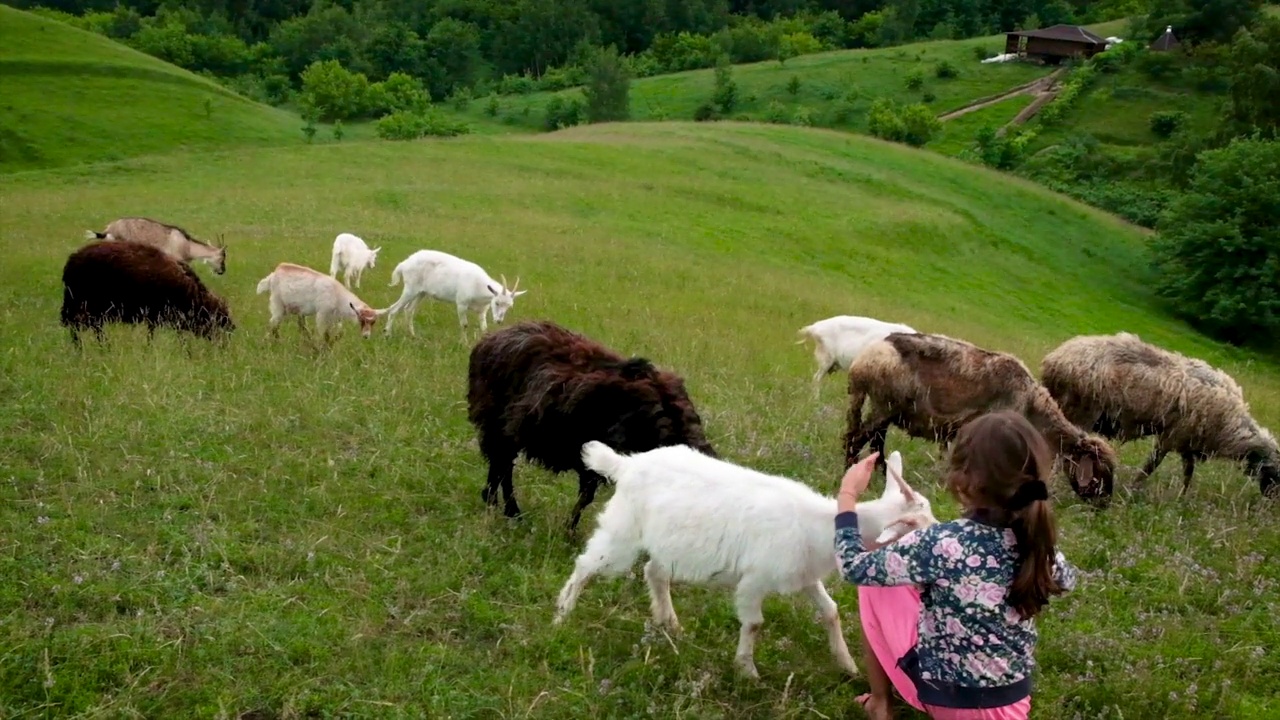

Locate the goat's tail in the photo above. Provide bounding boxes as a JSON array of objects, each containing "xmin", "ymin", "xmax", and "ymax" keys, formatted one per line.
[
  {"xmin": 255, "ymin": 272, "xmax": 273, "ymax": 295},
  {"xmin": 84, "ymin": 230, "xmax": 107, "ymax": 241},
  {"xmin": 581, "ymin": 441, "xmax": 627, "ymax": 483},
  {"xmin": 795, "ymin": 323, "xmax": 817, "ymax": 345},
  {"xmin": 389, "ymin": 264, "xmax": 403, "ymax": 288}
]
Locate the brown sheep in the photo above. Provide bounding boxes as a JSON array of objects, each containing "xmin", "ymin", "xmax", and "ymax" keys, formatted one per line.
[
  {"xmin": 60, "ymin": 240, "xmax": 234, "ymax": 346},
  {"xmin": 1042, "ymin": 332, "xmax": 1280, "ymax": 498},
  {"xmin": 467, "ymin": 319, "xmax": 717, "ymax": 534},
  {"xmin": 843, "ymin": 332, "xmax": 1118, "ymax": 503}
]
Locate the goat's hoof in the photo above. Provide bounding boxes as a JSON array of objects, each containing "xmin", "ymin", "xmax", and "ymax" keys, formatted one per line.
[{"xmin": 735, "ymin": 660, "xmax": 760, "ymax": 680}]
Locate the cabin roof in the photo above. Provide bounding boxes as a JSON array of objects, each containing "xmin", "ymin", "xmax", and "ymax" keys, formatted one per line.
[{"xmin": 1006, "ymin": 24, "xmax": 1107, "ymax": 45}]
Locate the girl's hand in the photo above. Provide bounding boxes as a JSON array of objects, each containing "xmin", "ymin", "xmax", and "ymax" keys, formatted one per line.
[{"xmin": 839, "ymin": 452, "xmax": 879, "ymax": 506}]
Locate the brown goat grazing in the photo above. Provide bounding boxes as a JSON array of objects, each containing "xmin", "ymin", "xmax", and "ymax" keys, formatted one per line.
[
  {"xmin": 86, "ymin": 217, "xmax": 227, "ymax": 275},
  {"xmin": 844, "ymin": 332, "xmax": 1118, "ymax": 502},
  {"xmin": 1042, "ymin": 332, "xmax": 1280, "ymax": 498},
  {"xmin": 60, "ymin": 241, "xmax": 234, "ymax": 346},
  {"xmin": 467, "ymin": 320, "xmax": 718, "ymax": 533}
]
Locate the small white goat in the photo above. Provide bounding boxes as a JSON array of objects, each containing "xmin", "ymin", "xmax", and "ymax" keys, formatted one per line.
[
  {"xmin": 256, "ymin": 262, "xmax": 380, "ymax": 343},
  {"xmin": 796, "ymin": 315, "xmax": 917, "ymax": 397},
  {"xmin": 380, "ymin": 249, "xmax": 526, "ymax": 339},
  {"xmin": 553, "ymin": 443, "xmax": 936, "ymax": 679},
  {"xmin": 328, "ymin": 232, "xmax": 381, "ymax": 289}
]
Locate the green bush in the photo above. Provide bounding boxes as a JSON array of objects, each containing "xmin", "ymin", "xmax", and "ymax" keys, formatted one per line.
[
  {"xmin": 712, "ymin": 56, "xmax": 737, "ymax": 114},
  {"xmin": 972, "ymin": 46, "xmax": 993, "ymax": 61},
  {"xmin": 582, "ymin": 45, "xmax": 631, "ymax": 123},
  {"xmin": 300, "ymin": 60, "xmax": 372, "ymax": 121},
  {"xmin": 868, "ymin": 98, "xmax": 940, "ymax": 147},
  {"xmin": 791, "ymin": 106, "xmax": 815, "ymax": 126},
  {"xmin": 693, "ymin": 101, "xmax": 718, "ymax": 121},
  {"xmin": 922, "ymin": 90, "xmax": 936, "ymax": 103},
  {"xmin": 1149, "ymin": 138, "xmax": 1280, "ymax": 345},
  {"xmin": 905, "ymin": 69, "xmax": 925, "ymax": 90},
  {"xmin": 544, "ymin": 95, "xmax": 584, "ymax": 131},
  {"xmin": 786, "ymin": 74, "xmax": 802, "ymax": 95},
  {"xmin": 764, "ymin": 100, "xmax": 789, "ymax": 124},
  {"xmin": 375, "ymin": 110, "xmax": 472, "ymax": 140},
  {"xmin": 934, "ymin": 60, "xmax": 958, "ymax": 79},
  {"xmin": 1148, "ymin": 110, "xmax": 1188, "ymax": 138}
]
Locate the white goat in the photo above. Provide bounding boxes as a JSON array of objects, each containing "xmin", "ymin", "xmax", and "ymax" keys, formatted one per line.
[
  {"xmin": 796, "ymin": 315, "xmax": 917, "ymax": 397},
  {"xmin": 379, "ymin": 249, "xmax": 526, "ymax": 339},
  {"xmin": 256, "ymin": 262, "xmax": 380, "ymax": 343},
  {"xmin": 328, "ymin": 232, "xmax": 381, "ymax": 289},
  {"xmin": 553, "ymin": 443, "xmax": 936, "ymax": 679}
]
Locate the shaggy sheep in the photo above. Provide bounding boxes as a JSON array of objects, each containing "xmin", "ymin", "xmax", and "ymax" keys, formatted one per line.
[
  {"xmin": 85, "ymin": 217, "xmax": 227, "ymax": 274},
  {"xmin": 60, "ymin": 240, "xmax": 234, "ymax": 346},
  {"xmin": 466, "ymin": 320, "xmax": 716, "ymax": 532},
  {"xmin": 1042, "ymin": 332, "xmax": 1280, "ymax": 497},
  {"xmin": 553, "ymin": 443, "xmax": 936, "ymax": 678},
  {"xmin": 843, "ymin": 332, "xmax": 1118, "ymax": 502}
]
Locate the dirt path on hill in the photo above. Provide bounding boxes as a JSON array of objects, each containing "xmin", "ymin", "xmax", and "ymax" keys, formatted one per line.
[{"xmin": 936, "ymin": 68, "xmax": 1067, "ymax": 123}]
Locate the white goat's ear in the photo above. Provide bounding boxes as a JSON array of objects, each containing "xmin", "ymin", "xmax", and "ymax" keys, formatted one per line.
[
  {"xmin": 349, "ymin": 302, "xmax": 357, "ymax": 313},
  {"xmin": 887, "ymin": 452, "xmax": 918, "ymax": 503},
  {"xmin": 487, "ymin": 284, "xmax": 500, "ymax": 296}
]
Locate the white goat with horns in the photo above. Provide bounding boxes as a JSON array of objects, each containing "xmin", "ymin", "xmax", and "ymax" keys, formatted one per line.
[
  {"xmin": 380, "ymin": 249, "xmax": 526, "ymax": 340},
  {"xmin": 553, "ymin": 443, "xmax": 936, "ymax": 679}
]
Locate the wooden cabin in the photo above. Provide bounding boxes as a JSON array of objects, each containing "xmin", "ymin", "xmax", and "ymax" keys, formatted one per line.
[{"xmin": 1005, "ymin": 24, "xmax": 1108, "ymax": 64}]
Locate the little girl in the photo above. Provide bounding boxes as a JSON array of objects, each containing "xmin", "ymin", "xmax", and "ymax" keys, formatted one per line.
[{"xmin": 834, "ymin": 410, "xmax": 1079, "ymax": 720}]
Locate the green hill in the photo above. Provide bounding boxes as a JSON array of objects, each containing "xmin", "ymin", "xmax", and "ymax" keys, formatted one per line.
[
  {"xmin": 1, "ymin": 121, "xmax": 1277, "ymax": 718},
  {"xmin": 465, "ymin": 20, "xmax": 1126, "ymax": 134},
  {"xmin": 0, "ymin": 4, "xmax": 307, "ymax": 172}
]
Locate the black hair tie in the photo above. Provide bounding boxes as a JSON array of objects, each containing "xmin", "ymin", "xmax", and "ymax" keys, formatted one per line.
[{"xmin": 1008, "ymin": 480, "xmax": 1049, "ymax": 510}]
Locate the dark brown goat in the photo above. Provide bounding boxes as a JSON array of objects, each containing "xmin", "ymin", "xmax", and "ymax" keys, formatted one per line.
[
  {"xmin": 61, "ymin": 240, "xmax": 234, "ymax": 347},
  {"xmin": 467, "ymin": 320, "xmax": 717, "ymax": 533}
]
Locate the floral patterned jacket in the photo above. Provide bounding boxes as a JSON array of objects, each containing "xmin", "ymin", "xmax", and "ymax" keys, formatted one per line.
[{"xmin": 835, "ymin": 509, "xmax": 1078, "ymax": 708}]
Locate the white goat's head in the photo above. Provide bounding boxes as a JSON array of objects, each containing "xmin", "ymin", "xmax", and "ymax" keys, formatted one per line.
[
  {"xmin": 859, "ymin": 451, "xmax": 939, "ymax": 547},
  {"xmin": 486, "ymin": 273, "xmax": 528, "ymax": 324},
  {"xmin": 365, "ymin": 246, "xmax": 381, "ymax": 269}
]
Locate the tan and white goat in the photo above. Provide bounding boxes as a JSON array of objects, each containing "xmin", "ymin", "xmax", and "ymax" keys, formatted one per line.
[
  {"xmin": 256, "ymin": 262, "xmax": 379, "ymax": 343},
  {"xmin": 86, "ymin": 217, "xmax": 227, "ymax": 275}
]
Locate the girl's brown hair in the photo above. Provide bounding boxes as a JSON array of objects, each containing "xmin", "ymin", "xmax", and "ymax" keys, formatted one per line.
[{"xmin": 947, "ymin": 410, "xmax": 1065, "ymax": 620}]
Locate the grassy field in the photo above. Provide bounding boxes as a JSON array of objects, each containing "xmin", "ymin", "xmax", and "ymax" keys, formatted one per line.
[
  {"xmin": 928, "ymin": 94, "xmax": 1037, "ymax": 156},
  {"xmin": 463, "ymin": 20, "xmax": 1127, "ymax": 136},
  {"xmin": 1, "ymin": 120, "xmax": 1278, "ymax": 718},
  {"xmin": 0, "ymin": 5, "xmax": 314, "ymax": 172}
]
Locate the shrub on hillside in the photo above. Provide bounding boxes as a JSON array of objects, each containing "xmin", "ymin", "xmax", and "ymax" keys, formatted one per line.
[
  {"xmin": 1137, "ymin": 51, "xmax": 1179, "ymax": 80},
  {"xmin": 1149, "ymin": 110, "xmax": 1188, "ymax": 138},
  {"xmin": 972, "ymin": 125, "xmax": 1036, "ymax": 169},
  {"xmin": 868, "ymin": 99, "xmax": 941, "ymax": 147},
  {"xmin": 792, "ymin": 106, "xmax": 815, "ymax": 126},
  {"xmin": 905, "ymin": 69, "xmax": 925, "ymax": 90},
  {"xmin": 973, "ymin": 46, "xmax": 994, "ymax": 61},
  {"xmin": 712, "ymin": 56, "xmax": 738, "ymax": 114},
  {"xmin": 374, "ymin": 110, "xmax": 472, "ymax": 140},
  {"xmin": 1149, "ymin": 137, "xmax": 1280, "ymax": 345},
  {"xmin": 934, "ymin": 60, "xmax": 958, "ymax": 79},
  {"xmin": 786, "ymin": 74, "xmax": 802, "ymax": 95},
  {"xmin": 583, "ymin": 45, "xmax": 631, "ymax": 123},
  {"xmin": 765, "ymin": 100, "xmax": 790, "ymax": 124},
  {"xmin": 300, "ymin": 60, "xmax": 371, "ymax": 121},
  {"xmin": 544, "ymin": 95, "xmax": 584, "ymax": 131},
  {"xmin": 694, "ymin": 102, "xmax": 718, "ymax": 121}
]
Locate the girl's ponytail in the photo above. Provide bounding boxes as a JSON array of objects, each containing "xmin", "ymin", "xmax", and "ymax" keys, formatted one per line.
[
  {"xmin": 1008, "ymin": 481, "xmax": 1065, "ymax": 620},
  {"xmin": 945, "ymin": 411, "xmax": 1068, "ymax": 621}
]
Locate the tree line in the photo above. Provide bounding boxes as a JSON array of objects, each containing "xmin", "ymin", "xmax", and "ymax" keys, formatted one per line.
[{"xmin": 14, "ymin": 0, "xmax": 1132, "ymax": 110}]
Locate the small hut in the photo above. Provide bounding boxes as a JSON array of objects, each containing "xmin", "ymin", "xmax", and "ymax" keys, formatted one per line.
[
  {"xmin": 1150, "ymin": 25, "xmax": 1180, "ymax": 52},
  {"xmin": 1005, "ymin": 24, "xmax": 1108, "ymax": 64}
]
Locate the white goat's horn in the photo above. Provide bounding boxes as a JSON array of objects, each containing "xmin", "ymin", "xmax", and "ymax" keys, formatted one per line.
[
  {"xmin": 511, "ymin": 276, "xmax": 520, "ymax": 292},
  {"xmin": 500, "ymin": 273, "xmax": 509, "ymax": 290}
]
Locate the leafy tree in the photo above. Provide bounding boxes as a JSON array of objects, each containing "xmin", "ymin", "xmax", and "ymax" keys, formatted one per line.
[
  {"xmin": 299, "ymin": 59, "xmax": 371, "ymax": 121},
  {"xmin": 1226, "ymin": 15, "xmax": 1280, "ymax": 137},
  {"xmin": 1142, "ymin": 0, "xmax": 1263, "ymax": 45},
  {"xmin": 712, "ymin": 53, "xmax": 737, "ymax": 113},
  {"xmin": 582, "ymin": 44, "xmax": 631, "ymax": 122},
  {"xmin": 423, "ymin": 18, "xmax": 484, "ymax": 99},
  {"xmin": 1149, "ymin": 137, "xmax": 1280, "ymax": 345}
]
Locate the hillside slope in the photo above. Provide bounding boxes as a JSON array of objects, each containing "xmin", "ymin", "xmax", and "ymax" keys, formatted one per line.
[
  {"xmin": 0, "ymin": 5, "xmax": 306, "ymax": 172},
  {"xmin": 1, "ymin": 121, "xmax": 1276, "ymax": 718},
  {"xmin": 469, "ymin": 20, "xmax": 1126, "ymax": 133}
]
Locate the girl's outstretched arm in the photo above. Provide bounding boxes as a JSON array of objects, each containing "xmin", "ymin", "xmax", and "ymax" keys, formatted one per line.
[{"xmin": 834, "ymin": 512, "xmax": 942, "ymax": 587}]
